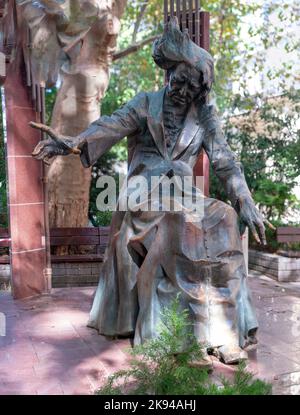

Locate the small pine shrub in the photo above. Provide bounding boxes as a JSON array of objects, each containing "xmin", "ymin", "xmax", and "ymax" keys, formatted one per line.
[{"xmin": 96, "ymin": 295, "xmax": 272, "ymax": 395}]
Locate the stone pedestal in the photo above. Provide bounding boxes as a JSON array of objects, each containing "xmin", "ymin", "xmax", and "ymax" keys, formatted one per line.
[{"xmin": 249, "ymin": 249, "xmax": 300, "ymax": 282}]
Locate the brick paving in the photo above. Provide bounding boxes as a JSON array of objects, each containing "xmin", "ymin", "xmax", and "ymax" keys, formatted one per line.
[{"xmin": 1, "ymin": 273, "xmax": 300, "ymax": 395}]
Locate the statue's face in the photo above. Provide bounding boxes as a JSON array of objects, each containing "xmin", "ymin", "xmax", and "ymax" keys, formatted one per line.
[{"xmin": 168, "ymin": 62, "xmax": 203, "ymax": 106}]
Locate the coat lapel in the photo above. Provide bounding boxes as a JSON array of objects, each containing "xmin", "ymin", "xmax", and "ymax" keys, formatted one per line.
[
  {"xmin": 147, "ymin": 87, "xmax": 166, "ymax": 158},
  {"xmin": 147, "ymin": 88, "xmax": 201, "ymax": 160},
  {"xmin": 171, "ymin": 103, "xmax": 200, "ymax": 160}
]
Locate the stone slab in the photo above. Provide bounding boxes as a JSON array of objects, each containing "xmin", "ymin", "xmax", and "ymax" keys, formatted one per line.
[{"xmin": 249, "ymin": 250, "xmax": 300, "ymax": 282}]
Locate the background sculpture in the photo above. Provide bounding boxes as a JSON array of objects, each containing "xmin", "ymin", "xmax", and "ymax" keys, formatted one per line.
[{"xmin": 19, "ymin": 0, "xmax": 127, "ymax": 230}]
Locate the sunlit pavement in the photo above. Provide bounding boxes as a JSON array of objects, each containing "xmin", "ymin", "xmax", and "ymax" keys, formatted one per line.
[{"xmin": 1, "ymin": 272, "xmax": 300, "ymax": 395}]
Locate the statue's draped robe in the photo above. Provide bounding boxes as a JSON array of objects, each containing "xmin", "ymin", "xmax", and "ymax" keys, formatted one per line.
[{"xmin": 79, "ymin": 87, "xmax": 258, "ymax": 348}]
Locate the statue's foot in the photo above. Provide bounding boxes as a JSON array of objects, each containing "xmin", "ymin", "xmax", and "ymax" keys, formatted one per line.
[
  {"xmin": 244, "ymin": 328, "xmax": 258, "ymax": 350},
  {"xmin": 215, "ymin": 345, "xmax": 248, "ymax": 365}
]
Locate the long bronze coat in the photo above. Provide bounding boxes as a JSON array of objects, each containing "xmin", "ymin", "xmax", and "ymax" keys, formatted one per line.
[{"xmin": 79, "ymin": 87, "xmax": 258, "ymax": 349}]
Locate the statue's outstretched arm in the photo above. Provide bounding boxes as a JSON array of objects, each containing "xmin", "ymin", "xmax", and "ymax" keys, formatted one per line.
[
  {"xmin": 31, "ymin": 92, "xmax": 146, "ymax": 167},
  {"xmin": 77, "ymin": 92, "xmax": 146, "ymax": 167},
  {"xmin": 201, "ymin": 105, "xmax": 274, "ymax": 244}
]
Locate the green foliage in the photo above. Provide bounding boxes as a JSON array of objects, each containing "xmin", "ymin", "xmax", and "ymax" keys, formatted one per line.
[
  {"xmin": 30, "ymin": 2, "xmax": 300, "ymax": 230},
  {"xmin": 249, "ymin": 221, "xmax": 300, "ymax": 253},
  {"xmin": 98, "ymin": 1, "xmax": 300, "ymax": 227},
  {"xmin": 210, "ymin": 89, "xmax": 300, "ymax": 224},
  {"xmin": 201, "ymin": 0, "xmax": 260, "ymax": 112},
  {"xmin": 220, "ymin": 361, "xmax": 272, "ymax": 395},
  {"xmin": 101, "ymin": 0, "xmax": 164, "ymax": 116},
  {"xmin": 96, "ymin": 295, "xmax": 272, "ymax": 395},
  {"xmin": 45, "ymin": 88, "xmax": 57, "ymax": 124},
  {"xmin": 89, "ymin": 210, "xmax": 113, "ymax": 227},
  {"xmin": 89, "ymin": 147, "xmax": 126, "ymax": 226},
  {"xmin": 89, "ymin": 1, "xmax": 164, "ymax": 225}
]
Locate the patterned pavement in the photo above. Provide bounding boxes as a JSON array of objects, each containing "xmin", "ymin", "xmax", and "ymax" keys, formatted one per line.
[{"xmin": 1, "ymin": 273, "xmax": 300, "ymax": 395}]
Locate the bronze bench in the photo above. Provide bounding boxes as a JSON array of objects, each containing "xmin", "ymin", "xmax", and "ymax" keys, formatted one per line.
[
  {"xmin": 50, "ymin": 226, "xmax": 110, "ymax": 263},
  {"xmin": 0, "ymin": 226, "xmax": 111, "ymax": 264},
  {"xmin": 277, "ymin": 227, "xmax": 300, "ymax": 243},
  {"xmin": 277, "ymin": 226, "xmax": 300, "ymax": 258},
  {"xmin": 0, "ymin": 228, "xmax": 10, "ymax": 264}
]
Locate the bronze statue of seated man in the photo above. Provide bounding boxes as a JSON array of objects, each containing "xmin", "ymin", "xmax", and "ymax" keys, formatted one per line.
[{"xmin": 31, "ymin": 18, "xmax": 273, "ymax": 367}]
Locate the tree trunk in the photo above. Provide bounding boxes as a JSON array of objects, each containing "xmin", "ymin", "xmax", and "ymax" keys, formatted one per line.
[
  {"xmin": 48, "ymin": 1, "xmax": 127, "ymax": 229},
  {"xmin": 48, "ymin": 68, "xmax": 107, "ymax": 228}
]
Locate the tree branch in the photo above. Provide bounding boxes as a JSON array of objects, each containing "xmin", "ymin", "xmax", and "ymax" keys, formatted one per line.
[
  {"xmin": 112, "ymin": 35, "xmax": 158, "ymax": 61},
  {"xmin": 132, "ymin": 0, "xmax": 149, "ymax": 44}
]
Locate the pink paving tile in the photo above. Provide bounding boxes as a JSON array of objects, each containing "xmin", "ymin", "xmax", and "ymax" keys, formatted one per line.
[
  {"xmin": 258, "ymin": 334, "xmax": 299, "ymax": 356},
  {"xmin": 1, "ymin": 278, "xmax": 300, "ymax": 395},
  {"xmin": 36, "ymin": 382, "xmax": 64, "ymax": 395},
  {"xmin": 0, "ymin": 338, "xmax": 38, "ymax": 359},
  {"xmin": 0, "ymin": 368, "xmax": 37, "ymax": 384},
  {"xmin": 59, "ymin": 377, "xmax": 95, "ymax": 395},
  {"xmin": 273, "ymin": 384, "xmax": 300, "ymax": 395},
  {"xmin": 287, "ymin": 351, "xmax": 300, "ymax": 365},
  {"xmin": 95, "ymin": 347, "xmax": 131, "ymax": 375},
  {"xmin": 32, "ymin": 360, "xmax": 107, "ymax": 395},
  {"xmin": 292, "ymin": 342, "xmax": 300, "ymax": 350},
  {"xmin": 19, "ymin": 328, "xmax": 78, "ymax": 341},
  {"xmin": 32, "ymin": 353, "xmax": 108, "ymax": 384},
  {"xmin": 31, "ymin": 337, "xmax": 89, "ymax": 359},
  {"xmin": 35, "ymin": 346, "xmax": 97, "ymax": 367},
  {"xmin": 0, "ymin": 388, "xmax": 36, "ymax": 396},
  {"xmin": 72, "ymin": 324, "xmax": 101, "ymax": 339},
  {"xmin": 211, "ymin": 358, "xmax": 236, "ymax": 383},
  {"xmin": 247, "ymin": 349, "xmax": 300, "ymax": 382}
]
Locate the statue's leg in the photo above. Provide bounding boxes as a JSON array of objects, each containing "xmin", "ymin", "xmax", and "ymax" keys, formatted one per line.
[
  {"xmin": 158, "ymin": 200, "xmax": 258, "ymax": 364},
  {"xmin": 204, "ymin": 200, "xmax": 258, "ymax": 338},
  {"xmin": 110, "ymin": 201, "xmax": 258, "ymax": 366},
  {"xmin": 201, "ymin": 199, "xmax": 258, "ymax": 363},
  {"xmin": 88, "ymin": 211, "xmax": 139, "ymax": 337}
]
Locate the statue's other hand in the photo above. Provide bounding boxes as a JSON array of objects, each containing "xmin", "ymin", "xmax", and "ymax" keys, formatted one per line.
[
  {"xmin": 30, "ymin": 122, "xmax": 81, "ymax": 165},
  {"xmin": 237, "ymin": 196, "xmax": 275, "ymax": 245}
]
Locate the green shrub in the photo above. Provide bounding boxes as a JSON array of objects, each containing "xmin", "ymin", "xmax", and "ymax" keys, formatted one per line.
[{"xmin": 95, "ymin": 295, "xmax": 272, "ymax": 395}]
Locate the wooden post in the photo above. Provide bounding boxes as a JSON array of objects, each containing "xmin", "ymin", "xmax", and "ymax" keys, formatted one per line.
[
  {"xmin": 193, "ymin": 11, "xmax": 210, "ymax": 197},
  {"xmin": 164, "ymin": 1, "xmax": 210, "ymax": 196}
]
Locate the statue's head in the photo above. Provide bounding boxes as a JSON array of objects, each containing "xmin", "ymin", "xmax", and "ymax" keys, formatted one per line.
[
  {"xmin": 152, "ymin": 17, "xmax": 214, "ymax": 106},
  {"xmin": 167, "ymin": 62, "xmax": 204, "ymax": 106}
]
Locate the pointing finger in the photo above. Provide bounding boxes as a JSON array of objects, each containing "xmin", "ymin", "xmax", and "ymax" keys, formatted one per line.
[
  {"xmin": 32, "ymin": 141, "xmax": 47, "ymax": 157},
  {"xmin": 34, "ymin": 150, "xmax": 48, "ymax": 160},
  {"xmin": 43, "ymin": 156, "xmax": 52, "ymax": 166},
  {"xmin": 264, "ymin": 219, "xmax": 276, "ymax": 231},
  {"xmin": 257, "ymin": 221, "xmax": 267, "ymax": 245},
  {"xmin": 71, "ymin": 146, "xmax": 81, "ymax": 155},
  {"xmin": 248, "ymin": 222, "xmax": 261, "ymax": 244}
]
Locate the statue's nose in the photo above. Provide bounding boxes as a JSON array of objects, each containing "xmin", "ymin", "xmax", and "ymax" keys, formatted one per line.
[{"xmin": 179, "ymin": 84, "xmax": 187, "ymax": 96}]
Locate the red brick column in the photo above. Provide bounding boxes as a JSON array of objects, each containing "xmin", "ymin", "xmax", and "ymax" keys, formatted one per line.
[{"xmin": 4, "ymin": 51, "xmax": 48, "ymax": 299}]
